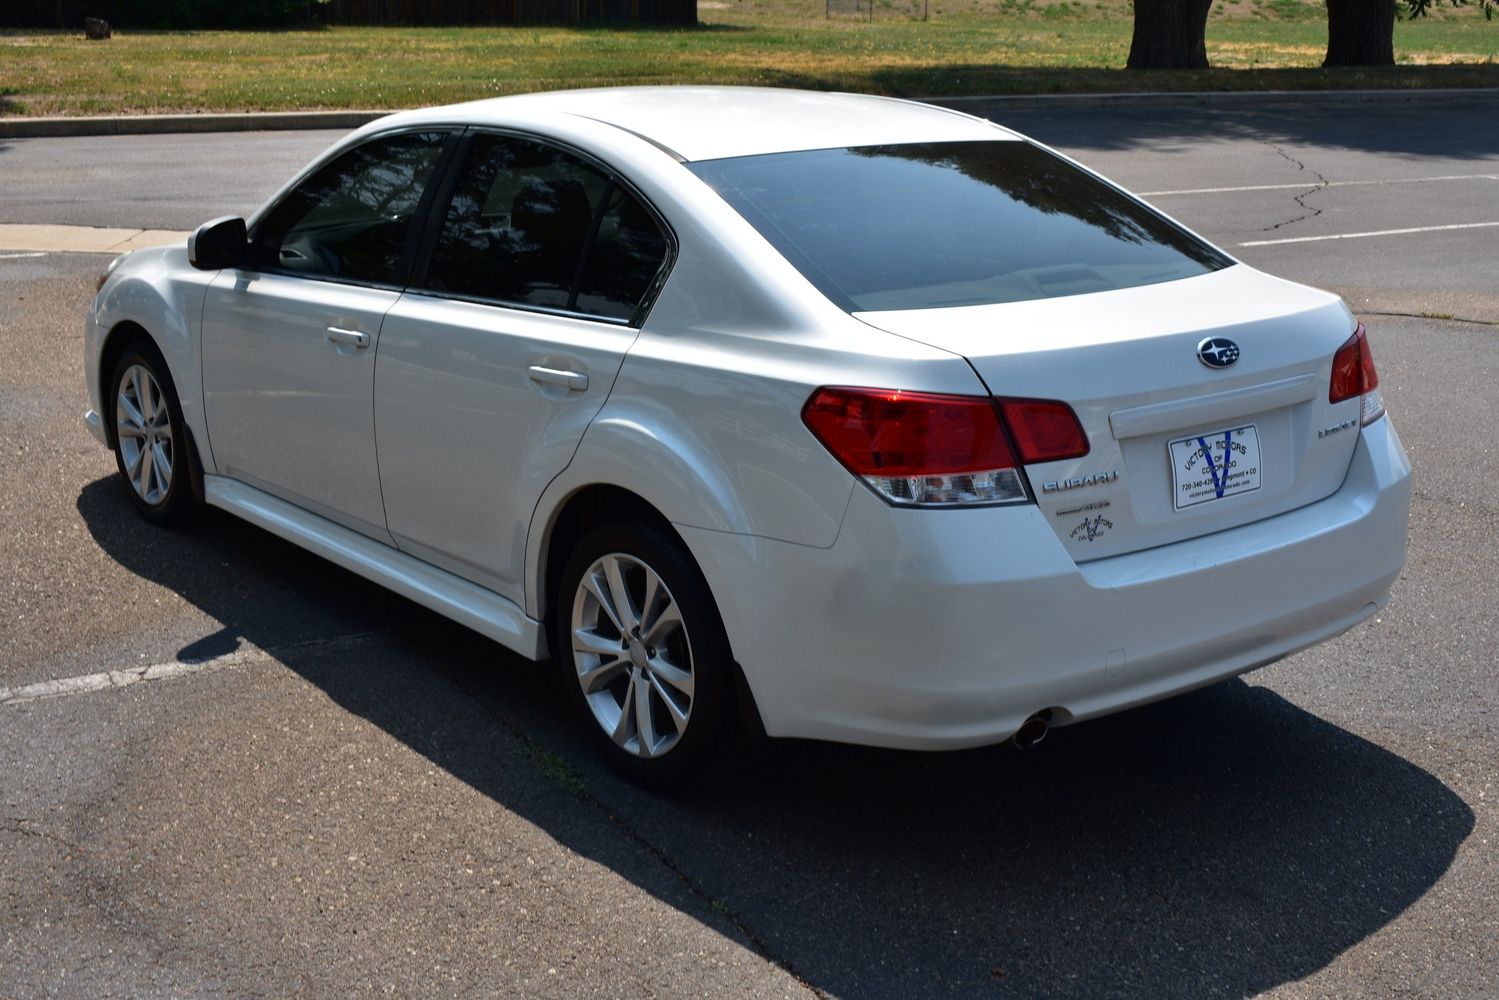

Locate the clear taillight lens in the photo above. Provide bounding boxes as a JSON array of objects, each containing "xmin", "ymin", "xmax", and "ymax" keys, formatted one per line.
[
  {"xmin": 801, "ymin": 387, "xmax": 1088, "ymax": 508},
  {"xmin": 1329, "ymin": 322, "xmax": 1384, "ymax": 425}
]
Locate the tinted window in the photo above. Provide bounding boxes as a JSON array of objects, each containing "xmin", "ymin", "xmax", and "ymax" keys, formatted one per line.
[
  {"xmin": 425, "ymin": 134, "xmax": 668, "ymax": 321},
  {"xmin": 253, "ymin": 131, "xmax": 448, "ymax": 285},
  {"xmin": 576, "ymin": 184, "xmax": 670, "ymax": 321},
  {"xmin": 688, "ymin": 141, "xmax": 1231, "ymax": 312}
]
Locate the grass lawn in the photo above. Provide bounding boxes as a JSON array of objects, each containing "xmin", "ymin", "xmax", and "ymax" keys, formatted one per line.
[{"xmin": 2, "ymin": 0, "xmax": 1496, "ymax": 116}]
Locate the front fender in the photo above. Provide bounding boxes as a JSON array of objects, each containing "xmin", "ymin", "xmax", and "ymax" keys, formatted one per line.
[{"xmin": 89, "ymin": 245, "xmax": 216, "ymax": 471}]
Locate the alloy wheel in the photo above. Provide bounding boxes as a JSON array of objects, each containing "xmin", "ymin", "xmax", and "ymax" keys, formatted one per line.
[
  {"xmin": 115, "ymin": 362, "xmax": 174, "ymax": 506},
  {"xmin": 570, "ymin": 552, "xmax": 695, "ymax": 759}
]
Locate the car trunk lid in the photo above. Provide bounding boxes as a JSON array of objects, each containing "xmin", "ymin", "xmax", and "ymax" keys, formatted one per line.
[{"xmin": 855, "ymin": 264, "xmax": 1366, "ymax": 561}]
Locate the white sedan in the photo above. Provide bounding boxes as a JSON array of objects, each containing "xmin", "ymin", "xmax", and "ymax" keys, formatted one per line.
[{"xmin": 84, "ymin": 87, "xmax": 1411, "ymax": 784}]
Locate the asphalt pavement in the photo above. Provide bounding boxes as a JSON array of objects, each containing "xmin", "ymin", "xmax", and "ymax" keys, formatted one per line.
[{"xmin": 1, "ymin": 97, "xmax": 1496, "ymax": 998}]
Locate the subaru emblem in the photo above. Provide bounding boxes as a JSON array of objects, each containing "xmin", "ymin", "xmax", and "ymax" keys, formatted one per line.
[{"xmin": 1197, "ymin": 337, "xmax": 1240, "ymax": 368}]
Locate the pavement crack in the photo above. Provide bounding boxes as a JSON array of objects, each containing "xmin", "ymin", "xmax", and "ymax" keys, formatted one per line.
[
  {"xmin": 1359, "ymin": 309, "xmax": 1499, "ymax": 329},
  {"xmin": 3, "ymin": 816, "xmax": 83, "ymax": 853},
  {"xmin": 509, "ymin": 734, "xmax": 829, "ymax": 998},
  {"xmin": 1257, "ymin": 143, "xmax": 1329, "ymax": 234}
]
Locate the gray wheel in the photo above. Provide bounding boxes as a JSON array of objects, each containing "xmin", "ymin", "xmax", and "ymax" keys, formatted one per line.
[
  {"xmin": 570, "ymin": 551, "xmax": 696, "ymax": 760},
  {"xmin": 108, "ymin": 340, "xmax": 195, "ymax": 524},
  {"xmin": 556, "ymin": 521, "xmax": 739, "ymax": 785},
  {"xmin": 115, "ymin": 362, "xmax": 174, "ymax": 506}
]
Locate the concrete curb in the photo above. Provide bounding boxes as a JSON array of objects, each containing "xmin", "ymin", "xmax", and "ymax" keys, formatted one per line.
[
  {"xmin": 2, "ymin": 87, "xmax": 1496, "ymax": 138},
  {"xmin": 930, "ymin": 86, "xmax": 1499, "ymax": 112},
  {"xmin": 0, "ymin": 110, "xmax": 389, "ymax": 139}
]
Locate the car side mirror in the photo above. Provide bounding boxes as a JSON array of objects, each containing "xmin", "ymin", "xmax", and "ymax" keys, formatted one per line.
[{"xmin": 188, "ymin": 216, "xmax": 248, "ymax": 271}]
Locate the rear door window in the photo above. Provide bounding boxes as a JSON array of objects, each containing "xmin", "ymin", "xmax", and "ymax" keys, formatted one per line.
[{"xmin": 422, "ymin": 133, "xmax": 670, "ymax": 323}]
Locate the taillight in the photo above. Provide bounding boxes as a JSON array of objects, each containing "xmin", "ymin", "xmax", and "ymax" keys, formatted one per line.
[
  {"xmin": 997, "ymin": 398, "xmax": 1091, "ymax": 464},
  {"xmin": 1329, "ymin": 322, "xmax": 1384, "ymax": 426},
  {"xmin": 801, "ymin": 387, "xmax": 1088, "ymax": 507}
]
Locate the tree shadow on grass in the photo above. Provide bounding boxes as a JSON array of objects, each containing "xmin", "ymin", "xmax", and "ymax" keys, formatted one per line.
[{"xmin": 77, "ymin": 474, "xmax": 1475, "ymax": 998}]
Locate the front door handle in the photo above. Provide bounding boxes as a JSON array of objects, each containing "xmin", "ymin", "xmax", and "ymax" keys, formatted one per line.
[
  {"xmin": 527, "ymin": 365, "xmax": 589, "ymax": 391},
  {"xmin": 326, "ymin": 326, "xmax": 370, "ymax": 349}
]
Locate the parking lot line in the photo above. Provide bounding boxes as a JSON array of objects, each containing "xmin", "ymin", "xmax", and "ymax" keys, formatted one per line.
[
  {"xmin": 0, "ymin": 632, "xmax": 383, "ymax": 706},
  {"xmin": 1140, "ymin": 174, "xmax": 1499, "ymax": 197},
  {"xmin": 1240, "ymin": 220, "xmax": 1499, "ymax": 247}
]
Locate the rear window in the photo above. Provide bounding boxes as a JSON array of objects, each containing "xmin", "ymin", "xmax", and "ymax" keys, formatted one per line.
[{"xmin": 687, "ymin": 141, "xmax": 1231, "ymax": 312}]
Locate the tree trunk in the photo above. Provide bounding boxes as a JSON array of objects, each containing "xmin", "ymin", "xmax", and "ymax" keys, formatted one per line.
[
  {"xmin": 1324, "ymin": 0, "xmax": 1396, "ymax": 66},
  {"xmin": 1127, "ymin": 0, "xmax": 1215, "ymax": 70}
]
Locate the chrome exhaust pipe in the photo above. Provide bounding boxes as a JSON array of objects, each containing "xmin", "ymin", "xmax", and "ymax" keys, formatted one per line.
[{"xmin": 1010, "ymin": 713, "xmax": 1049, "ymax": 750}]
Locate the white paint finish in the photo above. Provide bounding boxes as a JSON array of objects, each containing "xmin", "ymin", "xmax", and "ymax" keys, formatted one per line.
[
  {"xmin": 83, "ymin": 88, "xmax": 1415, "ymax": 752},
  {"xmin": 859, "ymin": 265, "xmax": 1361, "ymax": 561},
  {"xmin": 201, "ymin": 270, "xmax": 398, "ymax": 542},
  {"xmin": 0, "ymin": 251, "xmax": 47, "ymax": 260},
  {"xmin": 86, "ymin": 244, "xmax": 218, "ymax": 474},
  {"xmin": 681, "ymin": 417, "xmax": 1409, "ymax": 749},
  {"xmin": 205, "ymin": 477, "xmax": 546, "ymax": 659},
  {"xmin": 375, "ymin": 294, "xmax": 638, "ymax": 603},
  {"xmin": 371, "ymin": 87, "xmax": 1014, "ymax": 163},
  {"xmin": 1240, "ymin": 221, "xmax": 1499, "ymax": 247},
  {"xmin": 1139, "ymin": 173, "xmax": 1499, "ymax": 197}
]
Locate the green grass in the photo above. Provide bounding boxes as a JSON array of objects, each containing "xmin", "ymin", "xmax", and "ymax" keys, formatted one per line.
[{"xmin": 2, "ymin": 0, "xmax": 1496, "ymax": 116}]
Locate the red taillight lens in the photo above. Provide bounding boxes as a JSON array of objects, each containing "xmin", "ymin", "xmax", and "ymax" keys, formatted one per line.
[
  {"xmin": 802, "ymin": 387, "xmax": 1016, "ymax": 476},
  {"xmin": 801, "ymin": 387, "xmax": 1090, "ymax": 507},
  {"xmin": 1329, "ymin": 322, "xmax": 1385, "ymax": 425},
  {"xmin": 997, "ymin": 398, "xmax": 1090, "ymax": 464}
]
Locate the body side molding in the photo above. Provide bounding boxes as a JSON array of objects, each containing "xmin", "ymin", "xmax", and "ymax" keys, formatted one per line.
[{"xmin": 204, "ymin": 476, "xmax": 546, "ymax": 659}]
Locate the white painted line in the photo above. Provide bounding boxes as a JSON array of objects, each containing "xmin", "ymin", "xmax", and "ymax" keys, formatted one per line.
[
  {"xmin": 1240, "ymin": 221, "xmax": 1499, "ymax": 247},
  {"xmin": 0, "ymin": 632, "xmax": 382, "ymax": 706},
  {"xmin": 0, "ymin": 252, "xmax": 47, "ymax": 260},
  {"xmin": 1140, "ymin": 174, "xmax": 1499, "ymax": 197}
]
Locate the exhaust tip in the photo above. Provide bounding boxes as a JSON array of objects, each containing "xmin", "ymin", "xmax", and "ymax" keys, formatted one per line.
[{"xmin": 1010, "ymin": 712, "xmax": 1050, "ymax": 750}]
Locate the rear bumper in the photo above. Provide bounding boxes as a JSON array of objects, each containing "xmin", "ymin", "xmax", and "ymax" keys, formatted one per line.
[{"xmin": 681, "ymin": 415, "xmax": 1411, "ymax": 750}]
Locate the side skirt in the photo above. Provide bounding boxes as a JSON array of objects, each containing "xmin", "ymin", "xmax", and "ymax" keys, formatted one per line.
[{"xmin": 204, "ymin": 475, "xmax": 547, "ymax": 660}]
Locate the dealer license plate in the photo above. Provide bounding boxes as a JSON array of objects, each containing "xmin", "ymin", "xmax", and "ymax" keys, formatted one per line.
[{"xmin": 1169, "ymin": 425, "xmax": 1262, "ymax": 510}]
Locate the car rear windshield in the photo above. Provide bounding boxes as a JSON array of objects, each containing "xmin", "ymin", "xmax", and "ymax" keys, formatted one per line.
[{"xmin": 687, "ymin": 140, "xmax": 1232, "ymax": 312}]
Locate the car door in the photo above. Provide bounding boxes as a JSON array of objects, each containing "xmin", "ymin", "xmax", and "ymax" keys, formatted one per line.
[
  {"xmin": 201, "ymin": 129, "xmax": 451, "ymax": 541},
  {"xmin": 374, "ymin": 131, "xmax": 673, "ymax": 603}
]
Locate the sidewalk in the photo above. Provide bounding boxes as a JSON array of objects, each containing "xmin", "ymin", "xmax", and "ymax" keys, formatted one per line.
[{"xmin": 0, "ymin": 224, "xmax": 188, "ymax": 254}]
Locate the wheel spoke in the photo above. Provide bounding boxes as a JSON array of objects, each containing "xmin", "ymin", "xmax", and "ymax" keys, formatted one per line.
[
  {"xmin": 573, "ymin": 627, "xmax": 624, "ymax": 659},
  {"xmin": 647, "ymin": 653, "xmax": 694, "ymax": 700},
  {"xmin": 118, "ymin": 393, "xmax": 145, "ymax": 432},
  {"xmin": 116, "ymin": 421, "xmax": 145, "ymax": 439},
  {"xmin": 634, "ymin": 673, "xmax": 657, "ymax": 757},
  {"xmin": 151, "ymin": 440, "xmax": 173, "ymax": 488},
  {"xmin": 136, "ymin": 437, "xmax": 154, "ymax": 498},
  {"xmin": 610, "ymin": 678, "xmax": 638, "ymax": 748},
  {"xmin": 583, "ymin": 569, "xmax": 626, "ymax": 635},
  {"xmin": 576, "ymin": 653, "xmax": 629, "ymax": 695},
  {"xmin": 648, "ymin": 673, "xmax": 690, "ymax": 735},
  {"xmin": 124, "ymin": 443, "xmax": 143, "ymax": 479},
  {"xmin": 641, "ymin": 600, "xmax": 683, "ymax": 649},
  {"xmin": 603, "ymin": 556, "xmax": 640, "ymax": 634}
]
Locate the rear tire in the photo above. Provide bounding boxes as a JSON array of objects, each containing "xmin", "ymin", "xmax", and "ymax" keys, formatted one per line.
[
  {"xmin": 555, "ymin": 520, "xmax": 739, "ymax": 788},
  {"xmin": 108, "ymin": 339, "xmax": 196, "ymax": 525}
]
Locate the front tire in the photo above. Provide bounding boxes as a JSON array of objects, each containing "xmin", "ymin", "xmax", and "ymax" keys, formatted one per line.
[
  {"xmin": 108, "ymin": 340, "xmax": 195, "ymax": 525},
  {"xmin": 556, "ymin": 521, "xmax": 739, "ymax": 787}
]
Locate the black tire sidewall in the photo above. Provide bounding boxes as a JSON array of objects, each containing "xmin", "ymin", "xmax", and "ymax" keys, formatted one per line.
[
  {"xmin": 554, "ymin": 521, "xmax": 737, "ymax": 787},
  {"xmin": 108, "ymin": 340, "xmax": 192, "ymax": 524}
]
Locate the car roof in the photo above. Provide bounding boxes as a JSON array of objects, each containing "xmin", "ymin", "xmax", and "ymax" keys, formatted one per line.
[{"xmin": 406, "ymin": 86, "xmax": 1019, "ymax": 162}]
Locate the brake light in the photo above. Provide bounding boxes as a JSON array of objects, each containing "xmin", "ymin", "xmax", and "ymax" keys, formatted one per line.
[
  {"xmin": 801, "ymin": 387, "xmax": 1088, "ymax": 507},
  {"xmin": 1329, "ymin": 322, "xmax": 1384, "ymax": 425},
  {"xmin": 997, "ymin": 398, "xmax": 1090, "ymax": 464}
]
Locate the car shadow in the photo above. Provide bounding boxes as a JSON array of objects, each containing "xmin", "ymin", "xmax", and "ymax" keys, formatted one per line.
[{"xmin": 78, "ymin": 475, "xmax": 1474, "ymax": 999}]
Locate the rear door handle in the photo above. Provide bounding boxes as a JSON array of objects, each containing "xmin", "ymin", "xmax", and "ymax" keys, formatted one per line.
[
  {"xmin": 326, "ymin": 326, "xmax": 370, "ymax": 349},
  {"xmin": 527, "ymin": 365, "xmax": 589, "ymax": 391}
]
